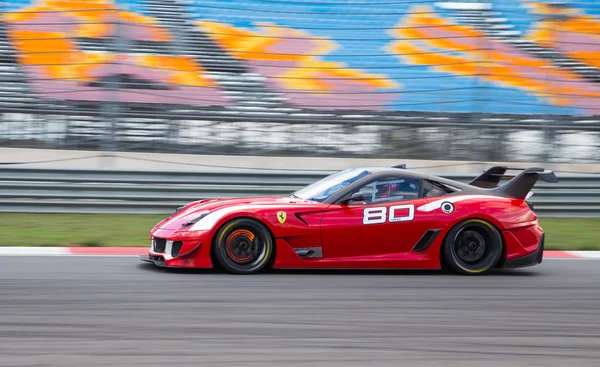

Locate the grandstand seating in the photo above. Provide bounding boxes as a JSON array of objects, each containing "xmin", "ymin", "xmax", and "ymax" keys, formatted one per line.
[
  {"xmin": 4, "ymin": 0, "xmax": 231, "ymax": 106},
  {"xmin": 389, "ymin": 4, "xmax": 600, "ymax": 114},
  {"xmin": 440, "ymin": 1, "xmax": 600, "ymax": 83},
  {"xmin": 198, "ymin": 20, "xmax": 400, "ymax": 110},
  {"xmin": 0, "ymin": 0, "xmax": 599, "ymax": 116},
  {"xmin": 143, "ymin": 0, "xmax": 289, "ymax": 112},
  {"xmin": 525, "ymin": 1, "xmax": 600, "ymax": 70}
]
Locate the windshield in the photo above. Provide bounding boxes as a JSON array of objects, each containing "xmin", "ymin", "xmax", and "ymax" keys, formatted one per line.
[{"xmin": 292, "ymin": 168, "xmax": 371, "ymax": 202}]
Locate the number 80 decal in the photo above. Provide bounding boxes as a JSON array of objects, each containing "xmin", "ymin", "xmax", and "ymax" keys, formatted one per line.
[{"xmin": 363, "ymin": 204, "xmax": 415, "ymax": 225}]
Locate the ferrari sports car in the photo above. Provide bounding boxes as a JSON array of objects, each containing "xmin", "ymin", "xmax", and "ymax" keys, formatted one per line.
[{"xmin": 139, "ymin": 165, "xmax": 557, "ymax": 275}]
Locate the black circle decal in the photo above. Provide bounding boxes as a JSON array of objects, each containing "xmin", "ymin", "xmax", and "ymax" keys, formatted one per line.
[{"xmin": 441, "ymin": 201, "xmax": 454, "ymax": 214}]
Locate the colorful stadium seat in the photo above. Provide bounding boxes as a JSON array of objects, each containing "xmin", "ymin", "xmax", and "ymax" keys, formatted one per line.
[
  {"xmin": 1, "ymin": 0, "xmax": 599, "ymax": 115},
  {"xmin": 4, "ymin": 0, "xmax": 230, "ymax": 106}
]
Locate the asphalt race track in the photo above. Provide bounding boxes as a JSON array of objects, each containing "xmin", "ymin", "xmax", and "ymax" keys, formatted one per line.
[{"xmin": 1, "ymin": 257, "xmax": 600, "ymax": 367}]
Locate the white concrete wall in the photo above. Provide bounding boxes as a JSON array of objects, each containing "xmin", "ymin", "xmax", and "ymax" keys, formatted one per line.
[{"xmin": 1, "ymin": 147, "xmax": 599, "ymax": 174}]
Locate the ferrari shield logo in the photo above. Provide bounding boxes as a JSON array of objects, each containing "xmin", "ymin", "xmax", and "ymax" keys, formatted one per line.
[{"xmin": 277, "ymin": 211, "xmax": 287, "ymax": 224}]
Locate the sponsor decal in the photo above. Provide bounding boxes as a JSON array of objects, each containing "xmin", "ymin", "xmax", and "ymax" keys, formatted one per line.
[{"xmin": 416, "ymin": 195, "xmax": 499, "ymax": 212}]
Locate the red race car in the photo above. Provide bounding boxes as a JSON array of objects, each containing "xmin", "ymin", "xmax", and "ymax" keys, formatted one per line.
[{"xmin": 139, "ymin": 165, "xmax": 557, "ymax": 275}]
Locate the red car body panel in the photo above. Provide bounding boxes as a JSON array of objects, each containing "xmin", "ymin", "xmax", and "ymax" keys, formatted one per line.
[{"xmin": 144, "ymin": 191, "xmax": 544, "ymax": 271}]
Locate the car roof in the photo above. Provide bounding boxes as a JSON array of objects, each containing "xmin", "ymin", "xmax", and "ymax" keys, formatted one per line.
[
  {"xmin": 353, "ymin": 166, "xmax": 482, "ymax": 193},
  {"xmin": 356, "ymin": 166, "xmax": 433, "ymax": 179}
]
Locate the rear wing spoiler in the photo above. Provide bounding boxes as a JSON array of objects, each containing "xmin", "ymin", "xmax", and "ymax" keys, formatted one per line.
[{"xmin": 469, "ymin": 166, "xmax": 558, "ymax": 200}]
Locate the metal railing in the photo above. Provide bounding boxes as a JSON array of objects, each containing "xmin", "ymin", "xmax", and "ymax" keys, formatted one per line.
[{"xmin": 0, "ymin": 167, "xmax": 598, "ymax": 217}]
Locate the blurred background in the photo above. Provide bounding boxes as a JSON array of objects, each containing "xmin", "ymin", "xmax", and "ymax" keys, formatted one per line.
[
  {"xmin": 0, "ymin": 0, "xmax": 599, "ymax": 248},
  {"xmin": 0, "ymin": 0, "xmax": 599, "ymax": 163}
]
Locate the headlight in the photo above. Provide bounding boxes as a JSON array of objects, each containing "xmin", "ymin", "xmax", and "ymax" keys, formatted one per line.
[{"xmin": 180, "ymin": 210, "xmax": 211, "ymax": 227}]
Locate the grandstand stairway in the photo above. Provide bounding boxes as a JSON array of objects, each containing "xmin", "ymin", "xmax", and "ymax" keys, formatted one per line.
[
  {"xmin": 0, "ymin": 19, "xmax": 37, "ymax": 111},
  {"xmin": 143, "ymin": 0, "xmax": 291, "ymax": 112},
  {"xmin": 437, "ymin": 1, "xmax": 600, "ymax": 84}
]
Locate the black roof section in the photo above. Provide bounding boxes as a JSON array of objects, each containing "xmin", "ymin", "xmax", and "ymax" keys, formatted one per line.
[{"xmin": 328, "ymin": 164, "xmax": 558, "ymax": 202}]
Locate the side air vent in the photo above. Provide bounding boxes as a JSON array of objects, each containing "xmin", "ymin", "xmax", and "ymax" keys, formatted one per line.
[
  {"xmin": 294, "ymin": 247, "xmax": 323, "ymax": 258},
  {"xmin": 294, "ymin": 213, "xmax": 309, "ymax": 225},
  {"xmin": 411, "ymin": 229, "xmax": 440, "ymax": 252}
]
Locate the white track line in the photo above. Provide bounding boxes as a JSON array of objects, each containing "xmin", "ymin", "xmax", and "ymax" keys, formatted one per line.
[
  {"xmin": 0, "ymin": 247, "xmax": 69, "ymax": 256},
  {"xmin": 1, "ymin": 248, "xmax": 600, "ymax": 259},
  {"xmin": 565, "ymin": 251, "xmax": 600, "ymax": 259}
]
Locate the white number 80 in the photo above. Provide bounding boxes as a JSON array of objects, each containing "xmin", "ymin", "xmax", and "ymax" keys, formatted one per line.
[{"xmin": 363, "ymin": 205, "xmax": 414, "ymax": 225}]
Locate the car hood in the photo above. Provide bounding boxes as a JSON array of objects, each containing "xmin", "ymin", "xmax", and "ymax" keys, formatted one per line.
[{"xmin": 154, "ymin": 196, "xmax": 315, "ymax": 230}]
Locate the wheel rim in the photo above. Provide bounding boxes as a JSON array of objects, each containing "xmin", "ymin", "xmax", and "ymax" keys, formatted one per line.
[
  {"xmin": 455, "ymin": 230, "xmax": 486, "ymax": 263},
  {"xmin": 225, "ymin": 229, "xmax": 262, "ymax": 264},
  {"xmin": 219, "ymin": 221, "xmax": 271, "ymax": 271},
  {"xmin": 451, "ymin": 221, "xmax": 501, "ymax": 272}
]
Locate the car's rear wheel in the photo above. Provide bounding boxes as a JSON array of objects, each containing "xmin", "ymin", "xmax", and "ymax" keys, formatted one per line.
[
  {"xmin": 212, "ymin": 218, "xmax": 274, "ymax": 274},
  {"xmin": 442, "ymin": 219, "xmax": 503, "ymax": 275}
]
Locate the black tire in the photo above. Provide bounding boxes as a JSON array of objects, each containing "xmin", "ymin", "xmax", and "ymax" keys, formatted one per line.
[
  {"xmin": 212, "ymin": 218, "xmax": 274, "ymax": 274},
  {"xmin": 442, "ymin": 219, "xmax": 503, "ymax": 275}
]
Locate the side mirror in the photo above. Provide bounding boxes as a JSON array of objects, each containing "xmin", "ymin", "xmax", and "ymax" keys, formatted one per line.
[
  {"xmin": 351, "ymin": 192, "xmax": 364, "ymax": 202},
  {"xmin": 342, "ymin": 192, "xmax": 364, "ymax": 204}
]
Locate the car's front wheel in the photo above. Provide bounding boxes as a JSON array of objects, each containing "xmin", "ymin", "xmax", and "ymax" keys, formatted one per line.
[
  {"xmin": 442, "ymin": 219, "xmax": 503, "ymax": 275},
  {"xmin": 212, "ymin": 218, "xmax": 274, "ymax": 274}
]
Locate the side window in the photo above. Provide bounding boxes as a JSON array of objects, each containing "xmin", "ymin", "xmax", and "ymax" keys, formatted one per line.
[
  {"xmin": 351, "ymin": 178, "xmax": 421, "ymax": 204},
  {"xmin": 422, "ymin": 180, "xmax": 457, "ymax": 198}
]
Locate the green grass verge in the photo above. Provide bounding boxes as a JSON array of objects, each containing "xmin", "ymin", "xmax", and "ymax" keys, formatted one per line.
[
  {"xmin": 537, "ymin": 218, "xmax": 600, "ymax": 251},
  {"xmin": 0, "ymin": 214, "xmax": 597, "ymax": 250},
  {"xmin": 0, "ymin": 213, "xmax": 165, "ymax": 247}
]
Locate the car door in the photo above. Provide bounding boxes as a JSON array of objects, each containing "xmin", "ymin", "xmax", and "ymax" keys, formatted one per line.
[{"xmin": 319, "ymin": 176, "xmax": 437, "ymax": 259}]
